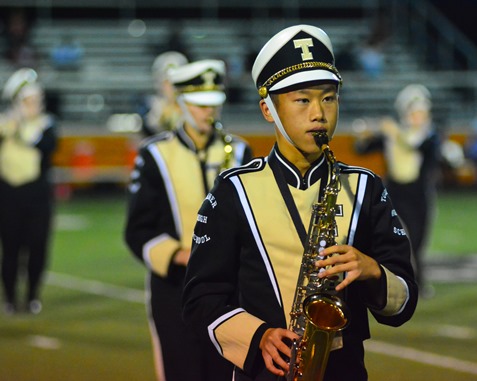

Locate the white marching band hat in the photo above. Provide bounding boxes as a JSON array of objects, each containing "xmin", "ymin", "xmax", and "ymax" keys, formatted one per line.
[
  {"xmin": 2, "ymin": 67, "xmax": 40, "ymax": 101},
  {"xmin": 394, "ymin": 84, "xmax": 432, "ymax": 116},
  {"xmin": 151, "ymin": 51, "xmax": 188, "ymax": 79},
  {"xmin": 252, "ymin": 24, "xmax": 342, "ymax": 98},
  {"xmin": 168, "ymin": 59, "xmax": 226, "ymax": 107}
]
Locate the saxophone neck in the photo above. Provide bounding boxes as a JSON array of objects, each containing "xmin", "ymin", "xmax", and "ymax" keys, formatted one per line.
[
  {"xmin": 209, "ymin": 119, "xmax": 234, "ymax": 171},
  {"xmin": 313, "ymin": 131, "xmax": 340, "ymax": 183},
  {"xmin": 313, "ymin": 131, "xmax": 334, "ymax": 163},
  {"xmin": 210, "ymin": 118, "xmax": 222, "ymax": 131}
]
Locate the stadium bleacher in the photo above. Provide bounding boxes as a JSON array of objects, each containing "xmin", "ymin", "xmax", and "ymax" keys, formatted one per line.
[
  {"xmin": 1, "ymin": 1, "xmax": 476, "ymax": 186},
  {"xmin": 0, "ymin": 1, "xmax": 476, "ymax": 132}
]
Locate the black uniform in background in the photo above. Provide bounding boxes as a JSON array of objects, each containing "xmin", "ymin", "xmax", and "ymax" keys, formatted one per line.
[
  {"xmin": 0, "ymin": 115, "xmax": 57, "ymax": 313},
  {"xmin": 355, "ymin": 127, "xmax": 440, "ymax": 290},
  {"xmin": 354, "ymin": 83, "xmax": 440, "ymax": 296},
  {"xmin": 125, "ymin": 125, "xmax": 252, "ymax": 381}
]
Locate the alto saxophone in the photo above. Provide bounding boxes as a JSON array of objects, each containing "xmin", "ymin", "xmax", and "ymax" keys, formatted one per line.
[{"xmin": 287, "ymin": 131, "xmax": 350, "ymax": 381}]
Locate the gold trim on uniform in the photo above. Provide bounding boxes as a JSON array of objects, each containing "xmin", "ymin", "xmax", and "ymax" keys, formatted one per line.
[{"xmin": 176, "ymin": 84, "xmax": 225, "ymax": 93}]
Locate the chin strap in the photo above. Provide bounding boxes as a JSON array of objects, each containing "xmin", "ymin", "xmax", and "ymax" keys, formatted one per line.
[
  {"xmin": 177, "ymin": 94, "xmax": 199, "ymax": 131},
  {"xmin": 263, "ymin": 95, "xmax": 296, "ymax": 147}
]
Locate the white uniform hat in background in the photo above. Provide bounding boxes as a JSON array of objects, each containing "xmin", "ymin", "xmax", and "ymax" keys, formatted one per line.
[
  {"xmin": 151, "ymin": 51, "xmax": 188, "ymax": 80},
  {"xmin": 394, "ymin": 84, "xmax": 432, "ymax": 117},
  {"xmin": 168, "ymin": 59, "xmax": 226, "ymax": 106},
  {"xmin": 2, "ymin": 67, "xmax": 39, "ymax": 101},
  {"xmin": 252, "ymin": 24, "xmax": 341, "ymax": 98}
]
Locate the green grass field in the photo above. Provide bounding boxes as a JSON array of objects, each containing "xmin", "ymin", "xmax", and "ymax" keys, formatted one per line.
[{"xmin": 1, "ymin": 188, "xmax": 477, "ymax": 381}]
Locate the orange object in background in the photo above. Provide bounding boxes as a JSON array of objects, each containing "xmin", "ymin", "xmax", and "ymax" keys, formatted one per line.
[
  {"xmin": 70, "ymin": 140, "xmax": 95, "ymax": 182},
  {"xmin": 52, "ymin": 134, "xmax": 140, "ymax": 187},
  {"xmin": 50, "ymin": 132, "xmax": 474, "ymax": 190}
]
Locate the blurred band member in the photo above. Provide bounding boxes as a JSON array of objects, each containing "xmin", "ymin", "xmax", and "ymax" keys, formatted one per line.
[
  {"xmin": 138, "ymin": 51, "xmax": 188, "ymax": 136},
  {"xmin": 0, "ymin": 68, "xmax": 58, "ymax": 315},
  {"xmin": 124, "ymin": 59, "xmax": 253, "ymax": 381},
  {"xmin": 355, "ymin": 84, "xmax": 440, "ymax": 297}
]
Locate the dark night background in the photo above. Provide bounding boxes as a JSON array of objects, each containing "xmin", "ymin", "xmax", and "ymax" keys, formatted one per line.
[
  {"xmin": 432, "ymin": 0, "xmax": 476, "ymax": 44},
  {"xmin": 0, "ymin": 0, "xmax": 475, "ymax": 45}
]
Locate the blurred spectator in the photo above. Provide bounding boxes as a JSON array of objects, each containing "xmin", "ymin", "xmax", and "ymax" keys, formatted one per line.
[
  {"xmin": 50, "ymin": 34, "xmax": 84, "ymax": 71},
  {"xmin": 0, "ymin": 68, "xmax": 58, "ymax": 315},
  {"xmin": 3, "ymin": 8, "xmax": 37, "ymax": 68},
  {"xmin": 356, "ymin": 7, "xmax": 392, "ymax": 79},
  {"xmin": 357, "ymin": 43, "xmax": 385, "ymax": 79},
  {"xmin": 354, "ymin": 84, "xmax": 440, "ymax": 298}
]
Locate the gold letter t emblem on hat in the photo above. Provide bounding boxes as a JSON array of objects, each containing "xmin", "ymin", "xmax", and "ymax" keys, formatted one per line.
[
  {"xmin": 294, "ymin": 38, "xmax": 314, "ymax": 61},
  {"xmin": 201, "ymin": 70, "xmax": 217, "ymax": 87}
]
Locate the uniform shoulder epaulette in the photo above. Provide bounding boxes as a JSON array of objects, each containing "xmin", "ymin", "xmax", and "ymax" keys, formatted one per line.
[
  {"xmin": 339, "ymin": 162, "xmax": 376, "ymax": 178},
  {"xmin": 140, "ymin": 130, "xmax": 174, "ymax": 149},
  {"xmin": 221, "ymin": 157, "xmax": 266, "ymax": 179}
]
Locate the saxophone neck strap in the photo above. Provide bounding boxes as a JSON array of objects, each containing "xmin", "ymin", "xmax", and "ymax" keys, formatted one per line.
[{"xmin": 269, "ymin": 151, "xmax": 308, "ymax": 248}]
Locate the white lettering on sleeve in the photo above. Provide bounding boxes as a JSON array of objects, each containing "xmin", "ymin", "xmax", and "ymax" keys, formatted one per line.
[
  {"xmin": 197, "ymin": 214, "xmax": 208, "ymax": 224},
  {"xmin": 393, "ymin": 226, "xmax": 407, "ymax": 236},
  {"xmin": 205, "ymin": 193, "xmax": 217, "ymax": 209},
  {"xmin": 193, "ymin": 234, "xmax": 211, "ymax": 244}
]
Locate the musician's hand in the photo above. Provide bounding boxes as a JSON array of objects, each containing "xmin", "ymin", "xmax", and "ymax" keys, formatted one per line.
[
  {"xmin": 316, "ymin": 245, "xmax": 382, "ymax": 291},
  {"xmin": 172, "ymin": 248, "xmax": 191, "ymax": 266},
  {"xmin": 259, "ymin": 328, "xmax": 299, "ymax": 377},
  {"xmin": 0, "ymin": 118, "xmax": 18, "ymax": 138},
  {"xmin": 380, "ymin": 117, "xmax": 400, "ymax": 139}
]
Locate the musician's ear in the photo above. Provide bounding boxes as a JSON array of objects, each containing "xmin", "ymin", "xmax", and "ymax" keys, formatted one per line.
[{"xmin": 259, "ymin": 99, "xmax": 275, "ymax": 123}]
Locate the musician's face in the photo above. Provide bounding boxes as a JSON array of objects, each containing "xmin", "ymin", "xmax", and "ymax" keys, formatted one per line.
[
  {"xmin": 261, "ymin": 83, "xmax": 339, "ymax": 159},
  {"xmin": 405, "ymin": 108, "xmax": 430, "ymax": 129},
  {"xmin": 17, "ymin": 91, "xmax": 44, "ymax": 120},
  {"xmin": 186, "ymin": 103, "xmax": 221, "ymax": 134}
]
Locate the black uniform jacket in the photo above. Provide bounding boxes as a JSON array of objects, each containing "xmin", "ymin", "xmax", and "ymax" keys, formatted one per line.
[
  {"xmin": 124, "ymin": 125, "xmax": 252, "ymax": 279},
  {"xmin": 183, "ymin": 145, "xmax": 418, "ymax": 380}
]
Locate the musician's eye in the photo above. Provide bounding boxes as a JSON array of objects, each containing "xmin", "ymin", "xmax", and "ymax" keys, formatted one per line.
[{"xmin": 323, "ymin": 94, "xmax": 337, "ymax": 103}]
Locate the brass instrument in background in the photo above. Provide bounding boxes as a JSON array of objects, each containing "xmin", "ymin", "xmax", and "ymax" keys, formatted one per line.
[
  {"xmin": 287, "ymin": 131, "xmax": 349, "ymax": 381},
  {"xmin": 213, "ymin": 120, "xmax": 234, "ymax": 172}
]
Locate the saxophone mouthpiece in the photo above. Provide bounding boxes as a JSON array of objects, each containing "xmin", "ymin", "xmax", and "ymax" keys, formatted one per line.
[
  {"xmin": 313, "ymin": 131, "xmax": 329, "ymax": 148},
  {"xmin": 212, "ymin": 118, "xmax": 225, "ymax": 132}
]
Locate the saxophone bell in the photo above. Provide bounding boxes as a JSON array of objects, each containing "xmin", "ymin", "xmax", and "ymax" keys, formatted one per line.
[
  {"xmin": 287, "ymin": 293, "xmax": 349, "ymax": 381},
  {"xmin": 304, "ymin": 294, "xmax": 349, "ymax": 332}
]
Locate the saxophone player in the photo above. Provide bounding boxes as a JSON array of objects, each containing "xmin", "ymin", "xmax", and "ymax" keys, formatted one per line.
[
  {"xmin": 183, "ymin": 25, "xmax": 418, "ymax": 381},
  {"xmin": 124, "ymin": 59, "xmax": 252, "ymax": 381}
]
